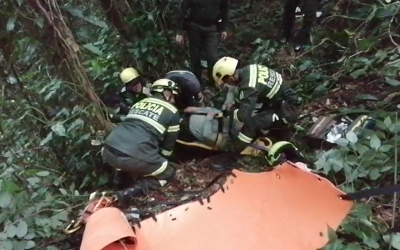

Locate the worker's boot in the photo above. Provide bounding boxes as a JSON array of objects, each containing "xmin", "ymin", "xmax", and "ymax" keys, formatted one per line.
[
  {"xmin": 209, "ymin": 152, "xmax": 238, "ymax": 172},
  {"xmin": 115, "ymin": 184, "xmax": 144, "ymax": 209}
]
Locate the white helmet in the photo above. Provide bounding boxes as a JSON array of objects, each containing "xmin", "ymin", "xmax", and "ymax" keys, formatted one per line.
[{"xmin": 212, "ymin": 57, "xmax": 238, "ymax": 87}]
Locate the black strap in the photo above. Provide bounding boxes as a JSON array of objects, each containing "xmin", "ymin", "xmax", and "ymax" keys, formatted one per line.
[
  {"xmin": 340, "ymin": 184, "xmax": 400, "ymax": 201},
  {"xmin": 218, "ymin": 116, "xmax": 224, "ymax": 133}
]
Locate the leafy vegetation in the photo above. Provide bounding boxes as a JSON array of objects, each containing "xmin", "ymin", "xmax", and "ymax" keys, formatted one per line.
[{"xmin": 1, "ymin": 0, "xmax": 400, "ymax": 249}]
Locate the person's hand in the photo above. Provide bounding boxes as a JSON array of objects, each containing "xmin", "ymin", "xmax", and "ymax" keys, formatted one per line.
[
  {"xmin": 220, "ymin": 31, "xmax": 228, "ymax": 41},
  {"xmin": 183, "ymin": 106, "xmax": 198, "ymax": 113},
  {"xmin": 207, "ymin": 112, "xmax": 217, "ymax": 119},
  {"xmin": 197, "ymin": 92, "xmax": 204, "ymax": 102},
  {"xmin": 223, "ymin": 103, "xmax": 234, "ymax": 111},
  {"xmin": 175, "ymin": 34, "xmax": 184, "ymax": 45},
  {"xmin": 294, "ymin": 162, "xmax": 312, "ymax": 173}
]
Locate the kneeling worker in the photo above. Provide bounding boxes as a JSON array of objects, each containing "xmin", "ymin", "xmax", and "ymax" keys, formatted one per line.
[
  {"xmin": 102, "ymin": 79, "xmax": 181, "ymax": 208},
  {"xmin": 212, "ymin": 56, "xmax": 301, "ymax": 154}
]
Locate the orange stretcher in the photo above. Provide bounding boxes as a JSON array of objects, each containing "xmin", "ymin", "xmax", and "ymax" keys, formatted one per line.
[{"xmin": 78, "ymin": 162, "xmax": 353, "ymax": 250}]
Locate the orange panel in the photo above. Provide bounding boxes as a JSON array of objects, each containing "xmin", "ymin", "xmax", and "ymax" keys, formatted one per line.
[
  {"xmin": 134, "ymin": 162, "xmax": 353, "ymax": 250},
  {"xmin": 80, "ymin": 162, "xmax": 353, "ymax": 250},
  {"xmin": 80, "ymin": 207, "xmax": 136, "ymax": 250}
]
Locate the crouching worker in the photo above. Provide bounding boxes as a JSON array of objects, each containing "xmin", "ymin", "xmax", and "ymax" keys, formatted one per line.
[
  {"xmin": 164, "ymin": 70, "xmax": 204, "ymax": 111},
  {"xmin": 212, "ymin": 56, "xmax": 301, "ymax": 154},
  {"xmin": 118, "ymin": 67, "xmax": 151, "ymax": 115},
  {"xmin": 102, "ymin": 79, "xmax": 181, "ymax": 208}
]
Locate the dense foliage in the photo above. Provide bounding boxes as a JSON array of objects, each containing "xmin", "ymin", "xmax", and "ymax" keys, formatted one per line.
[{"xmin": 1, "ymin": 0, "xmax": 400, "ymax": 249}]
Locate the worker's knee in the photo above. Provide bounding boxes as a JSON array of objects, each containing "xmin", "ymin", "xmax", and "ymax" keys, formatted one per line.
[{"xmin": 153, "ymin": 162, "xmax": 177, "ymax": 184}]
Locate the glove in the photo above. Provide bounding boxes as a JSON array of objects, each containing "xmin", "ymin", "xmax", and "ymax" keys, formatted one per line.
[{"xmin": 279, "ymin": 101, "xmax": 299, "ymax": 123}]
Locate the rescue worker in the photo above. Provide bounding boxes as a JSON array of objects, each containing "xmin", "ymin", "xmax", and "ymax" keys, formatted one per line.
[
  {"xmin": 102, "ymin": 79, "xmax": 181, "ymax": 208},
  {"xmin": 212, "ymin": 56, "xmax": 301, "ymax": 154},
  {"xmin": 175, "ymin": 0, "xmax": 230, "ymax": 86},
  {"xmin": 281, "ymin": 0, "xmax": 318, "ymax": 51},
  {"xmin": 118, "ymin": 67, "xmax": 151, "ymax": 115},
  {"xmin": 164, "ymin": 70, "xmax": 204, "ymax": 111}
]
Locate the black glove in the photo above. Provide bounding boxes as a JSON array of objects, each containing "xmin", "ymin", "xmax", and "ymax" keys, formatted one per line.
[{"xmin": 279, "ymin": 101, "xmax": 299, "ymax": 123}]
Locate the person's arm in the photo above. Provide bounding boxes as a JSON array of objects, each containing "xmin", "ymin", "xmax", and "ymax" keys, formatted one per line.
[
  {"xmin": 176, "ymin": 0, "xmax": 191, "ymax": 35},
  {"xmin": 281, "ymin": 83, "xmax": 301, "ymax": 106},
  {"xmin": 228, "ymin": 87, "xmax": 258, "ymax": 123},
  {"xmin": 219, "ymin": 0, "xmax": 230, "ymax": 32},
  {"xmin": 224, "ymin": 85, "xmax": 236, "ymax": 105},
  {"xmin": 160, "ymin": 113, "xmax": 181, "ymax": 158},
  {"xmin": 183, "ymin": 106, "xmax": 204, "ymax": 114}
]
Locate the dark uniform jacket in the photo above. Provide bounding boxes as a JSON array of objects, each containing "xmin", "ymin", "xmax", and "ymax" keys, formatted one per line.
[
  {"xmin": 229, "ymin": 64, "xmax": 299, "ymax": 124},
  {"xmin": 165, "ymin": 70, "xmax": 203, "ymax": 110},
  {"xmin": 176, "ymin": 0, "xmax": 229, "ymax": 34},
  {"xmin": 119, "ymin": 87, "xmax": 148, "ymax": 115},
  {"xmin": 104, "ymin": 95, "xmax": 181, "ymax": 160}
]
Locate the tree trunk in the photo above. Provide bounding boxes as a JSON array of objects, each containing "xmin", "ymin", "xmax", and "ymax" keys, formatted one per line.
[
  {"xmin": 29, "ymin": 0, "xmax": 113, "ymax": 131},
  {"xmin": 98, "ymin": 0, "xmax": 134, "ymax": 42}
]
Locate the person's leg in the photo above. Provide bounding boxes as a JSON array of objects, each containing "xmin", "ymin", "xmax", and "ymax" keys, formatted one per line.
[
  {"xmin": 115, "ymin": 156, "xmax": 177, "ymax": 208},
  {"xmin": 186, "ymin": 25, "xmax": 203, "ymax": 85},
  {"xmin": 281, "ymin": 0, "xmax": 300, "ymax": 43},
  {"xmin": 295, "ymin": 0, "xmax": 317, "ymax": 50},
  {"xmin": 233, "ymin": 109, "xmax": 284, "ymax": 153},
  {"xmin": 202, "ymin": 30, "xmax": 219, "ymax": 87}
]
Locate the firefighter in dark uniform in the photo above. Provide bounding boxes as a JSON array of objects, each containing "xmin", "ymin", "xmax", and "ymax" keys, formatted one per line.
[
  {"xmin": 212, "ymin": 56, "xmax": 301, "ymax": 154},
  {"xmin": 102, "ymin": 79, "xmax": 181, "ymax": 208},
  {"xmin": 101, "ymin": 67, "xmax": 150, "ymax": 123},
  {"xmin": 164, "ymin": 70, "xmax": 204, "ymax": 111},
  {"xmin": 175, "ymin": 0, "xmax": 230, "ymax": 86},
  {"xmin": 281, "ymin": 0, "xmax": 318, "ymax": 51},
  {"xmin": 118, "ymin": 67, "xmax": 150, "ymax": 115}
]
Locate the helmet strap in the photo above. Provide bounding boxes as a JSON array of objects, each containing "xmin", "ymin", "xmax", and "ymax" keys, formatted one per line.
[{"xmin": 162, "ymin": 91, "xmax": 170, "ymax": 102}]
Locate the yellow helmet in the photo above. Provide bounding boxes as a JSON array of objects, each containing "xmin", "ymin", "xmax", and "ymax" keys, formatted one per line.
[
  {"xmin": 151, "ymin": 79, "xmax": 180, "ymax": 95},
  {"xmin": 212, "ymin": 57, "xmax": 238, "ymax": 86},
  {"xmin": 119, "ymin": 68, "xmax": 140, "ymax": 84}
]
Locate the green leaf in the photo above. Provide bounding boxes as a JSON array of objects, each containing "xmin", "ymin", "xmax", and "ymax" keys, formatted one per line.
[
  {"xmin": 39, "ymin": 132, "xmax": 53, "ymax": 146},
  {"xmin": 335, "ymin": 138, "xmax": 349, "ymax": 147},
  {"xmin": 379, "ymin": 144, "xmax": 393, "ymax": 152},
  {"xmin": 51, "ymin": 122, "xmax": 66, "ymax": 137},
  {"xmin": 36, "ymin": 171, "xmax": 50, "ymax": 177},
  {"xmin": 7, "ymin": 17, "xmax": 16, "ymax": 31},
  {"xmin": 384, "ymin": 116, "xmax": 392, "ymax": 128},
  {"xmin": 16, "ymin": 0, "xmax": 24, "ymax": 6},
  {"xmin": 13, "ymin": 241, "xmax": 27, "ymax": 250},
  {"xmin": 26, "ymin": 177, "xmax": 41, "ymax": 186},
  {"xmin": 82, "ymin": 43, "xmax": 103, "ymax": 56},
  {"xmin": 369, "ymin": 168, "xmax": 380, "ymax": 180},
  {"xmin": 384, "ymin": 233, "xmax": 400, "ymax": 249},
  {"xmin": 6, "ymin": 224, "xmax": 17, "ymax": 238},
  {"xmin": 16, "ymin": 221, "xmax": 28, "ymax": 238},
  {"xmin": 366, "ymin": 5, "xmax": 377, "ymax": 22},
  {"xmin": 354, "ymin": 94, "xmax": 379, "ymax": 101},
  {"xmin": 34, "ymin": 17, "xmax": 44, "ymax": 28},
  {"xmin": 0, "ymin": 232, "xmax": 7, "ymax": 240},
  {"xmin": 25, "ymin": 241, "xmax": 36, "ymax": 249},
  {"xmin": 369, "ymin": 134, "xmax": 381, "ymax": 149},
  {"xmin": 2, "ymin": 240, "xmax": 13, "ymax": 250},
  {"xmin": 350, "ymin": 67, "xmax": 367, "ymax": 79},
  {"xmin": 59, "ymin": 188, "xmax": 68, "ymax": 195},
  {"xmin": 0, "ymin": 192, "xmax": 12, "ymax": 208},
  {"xmin": 385, "ymin": 77, "xmax": 400, "ymax": 86},
  {"xmin": 23, "ymin": 233, "xmax": 35, "ymax": 240},
  {"xmin": 345, "ymin": 131, "xmax": 358, "ymax": 143},
  {"xmin": 380, "ymin": 165, "xmax": 393, "ymax": 172}
]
